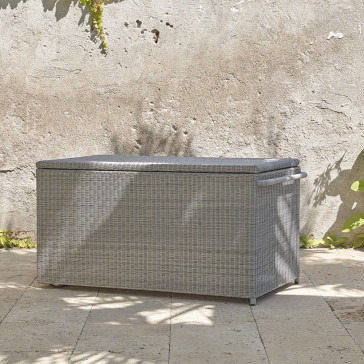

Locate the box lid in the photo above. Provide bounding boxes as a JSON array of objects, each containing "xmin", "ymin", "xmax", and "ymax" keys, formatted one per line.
[{"xmin": 36, "ymin": 155, "xmax": 299, "ymax": 174}]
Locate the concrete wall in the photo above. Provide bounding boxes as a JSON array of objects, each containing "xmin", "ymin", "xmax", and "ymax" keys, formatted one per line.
[{"xmin": 1, "ymin": 0, "xmax": 363, "ymax": 240}]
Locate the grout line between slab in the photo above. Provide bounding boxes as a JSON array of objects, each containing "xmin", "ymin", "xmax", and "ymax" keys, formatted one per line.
[
  {"xmin": 302, "ymin": 268, "xmax": 364, "ymax": 355},
  {"xmin": 250, "ymin": 303, "xmax": 271, "ymax": 364},
  {"xmin": 68, "ymin": 287, "xmax": 100, "ymax": 363},
  {"xmin": 0, "ymin": 276, "xmax": 37, "ymax": 324}
]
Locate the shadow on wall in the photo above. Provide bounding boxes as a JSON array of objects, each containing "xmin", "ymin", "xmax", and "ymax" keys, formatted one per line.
[
  {"xmin": 41, "ymin": 0, "xmax": 124, "ymax": 23},
  {"xmin": 0, "ymin": 0, "xmax": 124, "ymax": 23},
  {"xmin": 111, "ymin": 122, "xmax": 195, "ymax": 157},
  {"xmin": 0, "ymin": 0, "xmax": 24, "ymax": 9},
  {"xmin": 304, "ymin": 152, "xmax": 364, "ymax": 239}
]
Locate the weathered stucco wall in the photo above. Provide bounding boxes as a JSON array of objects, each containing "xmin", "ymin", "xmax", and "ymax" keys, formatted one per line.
[{"xmin": 1, "ymin": 0, "xmax": 363, "ymax": 240}]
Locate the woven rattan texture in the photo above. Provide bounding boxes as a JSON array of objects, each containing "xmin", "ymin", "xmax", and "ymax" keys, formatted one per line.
[
  {"xmin": 36, "ymin": 155, "xmax": 299, "ymax": 174},
  {"xmin": 37, "ymin": 170, "xmax": 257, "ymax": 298},
  {"xmin": 254, "ymin": 167, "xmax": 301, "ymax": 298},
  {"xmin": 37, "ymin": 165, "xmax": 301, "ymax": 300}
]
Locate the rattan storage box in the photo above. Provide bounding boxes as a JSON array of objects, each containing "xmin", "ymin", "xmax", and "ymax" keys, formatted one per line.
[{"xmin": 37, "ymin": 155, "xmax": 307, "ymax": 305}]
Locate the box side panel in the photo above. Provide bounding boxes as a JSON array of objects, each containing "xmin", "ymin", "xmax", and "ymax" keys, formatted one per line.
[
  {"xmin": 254, "ymin": 167, "xmax": 301, "ymax": 298},
  {"xmin": 37, "ymin": 169, "xmax": 256, "ymax": 298}
]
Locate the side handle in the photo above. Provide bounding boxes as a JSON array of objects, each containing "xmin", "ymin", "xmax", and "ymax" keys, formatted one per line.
[{"xmin": 257, "ymin": 172, "xmax": 307, "ymax": 187}]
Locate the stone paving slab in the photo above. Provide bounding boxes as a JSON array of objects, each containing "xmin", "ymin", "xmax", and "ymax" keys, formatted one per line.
[
  {"xmin": 261, "ymin": 334, "xmax": 364, "ymax": 364},
  {"xmin": 0, "ymin": 321, "xmax": 84, "ymax": 352},
  {"xmin": 70, "ymin": 351, "xmax": 164, "ymax": 364},
  {"xmin": 3, "ymin": 282, "xmax": 97, "ymax": 325},
  {"xmin": 0, "ymin": 352, "xmax": 72, "ymax": 364},
  {"xmin": 0, "ymin": 248, "xmax": 363, "ymax": 364},
  {"xmin": 344, "ymin": 322, "xmax": 364, "ymax": 352},
  {"xmin": 169, "ymin": 351, "xmax": 268, "ymax": 364}
]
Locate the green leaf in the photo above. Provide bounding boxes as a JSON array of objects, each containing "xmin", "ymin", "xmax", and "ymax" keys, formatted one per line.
[
  {"xmin": 342, "ymin": 214, "xmax": 364, "ymax": 232},
  {"xmin": 351, "ymin": 180, "xmax": 364, "ymax": 192},
  {"xmin": 336, "ymin": 237, "xmax": 348, "ymax": 244},
  {"xmin": 2, "ymin": 237, "xmax": 11, "ymax": 248},
  {"xmin": 299, "ymin": 235, "xmax": 307, "ymax": 248},
  {"xmin": 352, "ymin": 239, "xmax": 364, "ymax": 248},
  {"xmin": 306, "ymin": 239, "xmax": 320, "ymax": 248},
  {"xmin": 326, "ymin": 232, "xmax": 335, "ymax": 240}
]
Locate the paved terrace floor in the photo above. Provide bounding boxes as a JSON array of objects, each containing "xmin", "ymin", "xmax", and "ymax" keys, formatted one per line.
[{"xmin": 0, "ymin": 248, "xmax": 363, "ymax": 364}]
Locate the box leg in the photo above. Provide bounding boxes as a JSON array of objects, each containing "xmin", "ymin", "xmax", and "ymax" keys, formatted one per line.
[
  {"xmin": 249, "ymin": 297, "xmax": 257, "ymax": 306},
  {"xmin": 294, "ymin": 278, "xmax": 299, "ymax": 284},
  {"xmin": 50, "ymin": 284, "xmax": 65, "ymax": 288}
]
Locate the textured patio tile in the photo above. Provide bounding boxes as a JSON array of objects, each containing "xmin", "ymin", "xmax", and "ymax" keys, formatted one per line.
[
  {"xmin": 253, "ymin": 289, "xmax": 332, "ymax": 313},
  {"xmin": 75, "ymin": 321, "xmax": 169, "ymax": 360},
  {"xmin": 0, "ymin": 249, "xmax": 37, "ymax": 265},
  {"xmin": 170, "ymin": 322, "xmax": 262, "ymax": 354},
  {"xmin": 249, "ymin": 271, "xmax": 320, "ymax": 306},
  {"xmin": 170, "ymin": 295, "xmax": 261, "ymax": 361},
  {"xmin": 2, "ymin": 281, "xmax": 98, "ymax": 323},
  {"xmin": 0, "ymin": 286, "xmax": 26, "ymax": 300},
  {"xmin": 301, "ymin": 264, "xmax": 364, "ymax": 282},
  {"xmin": 263, "ymin": 335, "xmax": 364, "ymax": 364},
  {"xmin": 0, "ymin": 351, "xmax": 72, "ymax": 364},
  {"xmin": 326, "ymin": 297, "xmax": 364, "ymax": 322},
  {"xmin": 170, "ymin": 352, "xmax": 268, "ymax": 364},
  {"xmin": 301, "ymin": 251, "xmax": 363, "ymax": 277},
  {"xmin": 0, "ymin": 263, "xmax": 36, "ymax": 275},
  {"xmin": 301, "ymin": 250, "xmax": 364, "ymax": 299},
  {"xmin": 0, "ymin": 270, "xmax": 35, "ymax": 288},
  {"xmin": 300, "ymin": 249, "xmax": 354, "ymax": 261},
  {"xmin": 0, "ymin": 280, "xmax": 33, "ymax": 322},
  {"xmin": 0, "ymin": 322, "xmax": 83, "ymax": 352},
  {"xmin": 312, "ymin": 284, "xmax": 364, "ymax": 298},
  {"xmin": 170, "ymin": 351, "xmax": 268, "ymax": 364},
  {"xmin": 89, "ymin": 289, "xmax": 171, "ymax": 325},
  {"xmin": 254, "ymin": 290, "xmax": 348, "ymax": 337},
  {"xmin": 3, "ymin": 294, "xmax": 95, "ymax": 324},
  {"xmin": 344, "ymin": 322, "xmax": 364, "ymax": 353},
  {"xmin": 254, "ymin": 313, "xmax": 347, "ymax": 337},
  {"xmin": 253, "ymin": 276, "xmax": 327, "ymax": 311},
  {"xmin": 87, "ymin": 305, "xmax": 172, "ymax": 326},
  {"xmin": 0, "ymin": 297, "xmax": 19, "ymax": 322},
  {"xmin": 346, "ymin": 249, "xmax": 364, "ymax": 265},
  {"xmin": 99, "ymin": 288, "xmax": 171, "ymax": 301},
  {"xmin": 77, "ymin": 290, "xmax": 170, "ymax": 361},
  {"xmin": 70, "ymin": 351, "xmax": 167, "ymax": 364},
  {"xmin": 171, "ymin": 294, "xmax": 254, "ymax": 326}
]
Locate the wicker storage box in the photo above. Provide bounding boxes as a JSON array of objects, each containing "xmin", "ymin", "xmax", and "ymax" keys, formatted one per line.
[{"xmin": 37, "ymin": 155, "xmax": 307, "ymax": 305}]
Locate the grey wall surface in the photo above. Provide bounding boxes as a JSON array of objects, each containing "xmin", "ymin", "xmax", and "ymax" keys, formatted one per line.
[{"xmin": 1, "ymin": 0, "xmax": 363, "ymax": 240}]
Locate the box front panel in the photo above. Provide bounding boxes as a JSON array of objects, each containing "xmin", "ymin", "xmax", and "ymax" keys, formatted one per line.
[
  {"xmin": 254, "ymin": 167, "xmax": 301, "ymax": 298},
  {"xmin": 37, "ymin": 169, "xmax": 256, "ymax": 298}
]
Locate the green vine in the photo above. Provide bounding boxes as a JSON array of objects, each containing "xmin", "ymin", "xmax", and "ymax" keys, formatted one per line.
[{"xmin": 80, "ymin": 0, "xmax": 108, "ymax": 51}]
